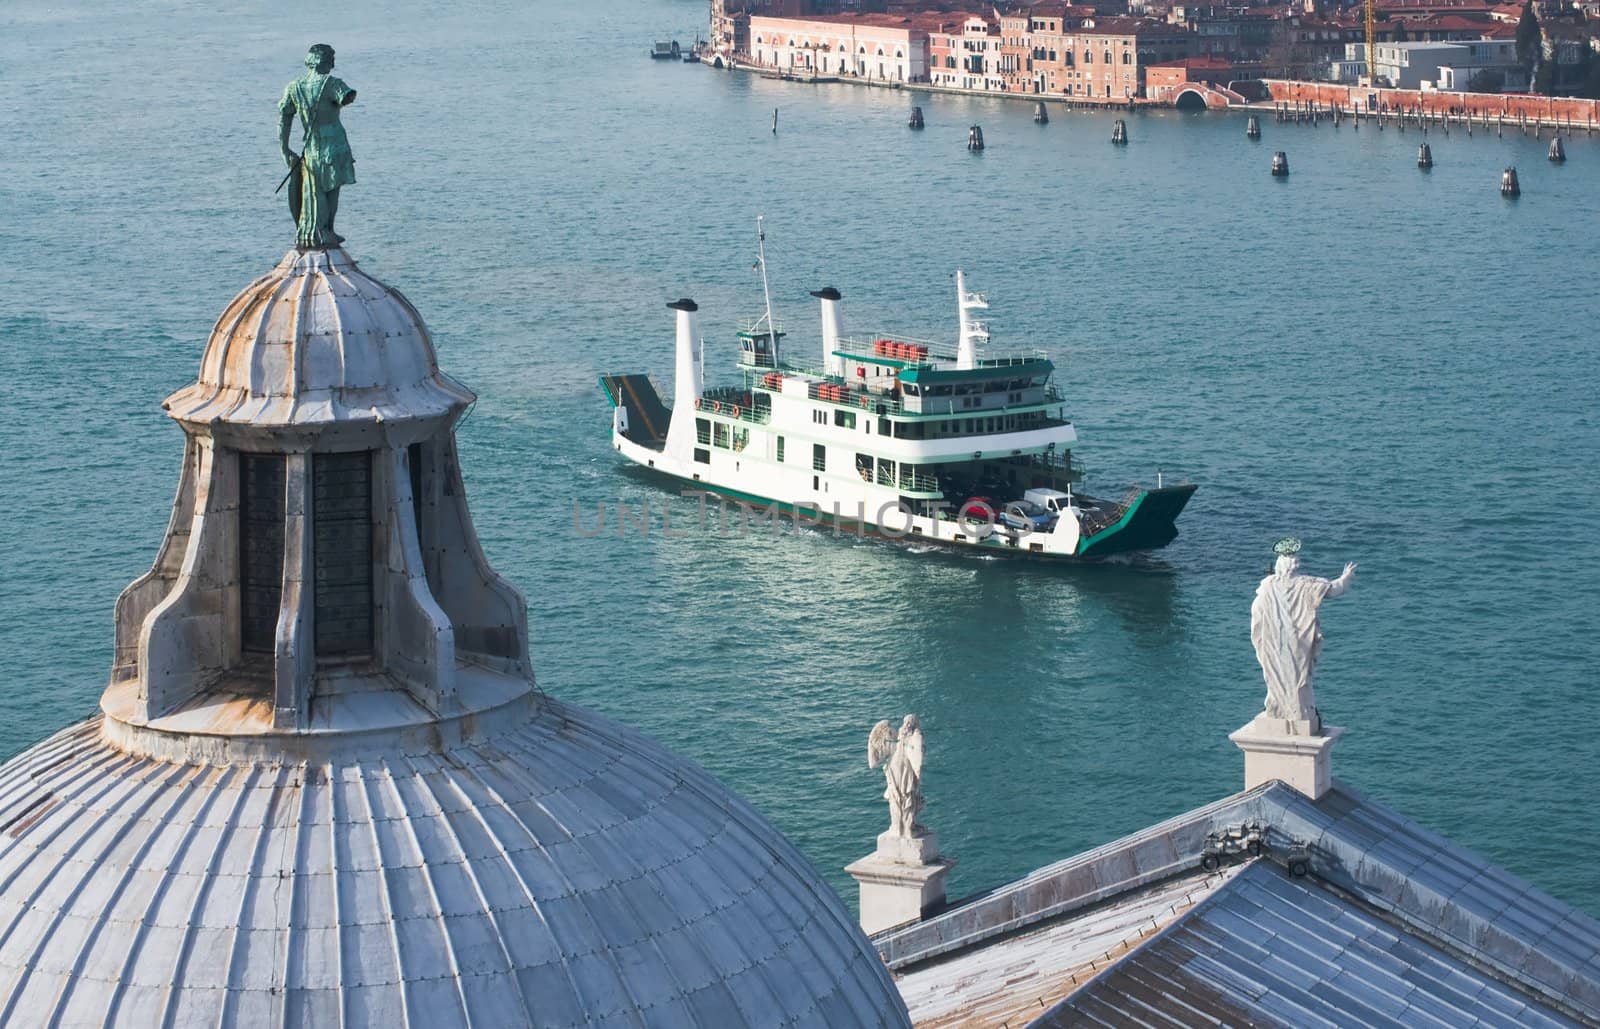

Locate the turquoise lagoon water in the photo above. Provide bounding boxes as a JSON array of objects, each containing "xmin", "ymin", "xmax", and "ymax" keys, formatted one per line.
[{"xmin": 3, "ymin": 0, "xmax": 1598, "ymax": 910}]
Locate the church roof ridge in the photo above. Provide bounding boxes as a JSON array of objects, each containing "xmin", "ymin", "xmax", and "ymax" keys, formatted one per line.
[{"xmin": 883, "ymin": 782, "xmax": 1600, "ymax": 1023}]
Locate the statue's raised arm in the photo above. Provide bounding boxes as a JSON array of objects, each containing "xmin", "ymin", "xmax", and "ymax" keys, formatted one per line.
[
  {"xmin": 1249, "ymin": 539, "xmax": 1357, "ymax": 733},
  {"xmin": 278, "ymin": 44, "xmax": 357, "ymax": 249}
]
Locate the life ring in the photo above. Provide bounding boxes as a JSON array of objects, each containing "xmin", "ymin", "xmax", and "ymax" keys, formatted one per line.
[
  {"xmin": 712, "ymin": 401, "xmax": 722, "ymax": 413},
  {"xmin": 731, "ymin": 405, "xmax": 740, "ymax": 418},
  {"xmin": 694, "ymin": 398, "xmax": 703, "ymax": 410}
]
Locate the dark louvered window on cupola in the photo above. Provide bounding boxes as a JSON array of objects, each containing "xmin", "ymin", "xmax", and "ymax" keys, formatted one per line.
[
  {"xmin": 240, "ymin": 453, "xmax": 286, "ymax": 653},
  {"xmin": 313, "ymin": 451, "xmax": 373, "ymax": 657}
]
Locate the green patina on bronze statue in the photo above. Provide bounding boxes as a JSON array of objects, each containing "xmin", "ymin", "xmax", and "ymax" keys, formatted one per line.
[{"xmin": 278, "ymin": 44, "xmax": 357, "ymax": 248}]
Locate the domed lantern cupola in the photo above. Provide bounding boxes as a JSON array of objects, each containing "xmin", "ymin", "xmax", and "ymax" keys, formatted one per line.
[{"xmin": 107, "ymin": 246, "xmax": 529, "ymax": 741}]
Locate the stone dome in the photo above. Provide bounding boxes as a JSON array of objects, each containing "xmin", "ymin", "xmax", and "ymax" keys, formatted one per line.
[
  {"xmin": 164, "ymin": 247, "xmax": 474, "ymax": 430},
  {"xmin": 1, "ymin": 231, "xmax": 911, "ymax": 1028},
  {"xmin": 0, "ymin": 699, "xmax": 905, "ymax": 1026}
]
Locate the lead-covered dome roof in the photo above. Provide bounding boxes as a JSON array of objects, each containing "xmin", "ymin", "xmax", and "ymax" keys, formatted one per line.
[
  {"xmin": 164, "ymin": 247, "xmax": 474, "ymax": 428},
  {"xmin": 0, "ymin": 698, "xmax": 908, "ymax": 1027}
]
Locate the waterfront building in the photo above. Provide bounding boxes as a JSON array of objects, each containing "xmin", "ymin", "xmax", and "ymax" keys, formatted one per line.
[
  {"xmin": 749, "ymin": 13, "xmax": 935, "ymax": 81},
  {"xmin": 929, "ymin": 13, "xmax": 1190, "ymax": 99},
  {"xmin": 928, "ymin": 16, "xmax": 1000, "ymax": 92},
  {"xmin": 1357, "ymin": 38, "xmax": 1524, "ymax": 88},
  {"xmin": 1059, "ymin": 18, "xmax": 1193, "ymax": 100},
  {"xmin": 998, "ymin": 12, "xmax": 1038, "ymax": 93},
  {"xmin": 712, "ymin": 0, "xmax": 894, "ymax": 64},
  {"xmin": 0, "ymin": 173, "xmax": 910, "ymax": 1024}
]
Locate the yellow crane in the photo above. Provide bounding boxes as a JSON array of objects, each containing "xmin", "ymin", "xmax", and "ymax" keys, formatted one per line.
[{"xmin": 1366, "ymin": 0, "xmax": 1377, "ymax": 86}]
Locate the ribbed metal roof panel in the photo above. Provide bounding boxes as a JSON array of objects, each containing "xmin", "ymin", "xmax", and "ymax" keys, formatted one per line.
[
  {"xmin": 1041, "ymin": 861, "xmax": 1585, "ymax": 1028},
  {"xmin": 0, "ymin": 704, "xmax": 909, "ymax": 1028},
  {"xmin": 163, "ymin": 247, "xmax": 476, "ymax": 429},
  {"xmin": 1263, "ymin": 783, "xmax": 1600, "ymax": 1019},
  {"xmin": 883, "ymin": 781, "xmax": 1600, "ymax": 1026}
]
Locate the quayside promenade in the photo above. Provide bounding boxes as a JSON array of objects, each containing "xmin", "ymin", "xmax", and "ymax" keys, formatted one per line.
[
  {"xmin": 711, "ymin": 53, "xmax": 1600, "ymax": 132},
  {"xmin": 705, "ymin": 1, "xmax": 1600, "ymax": 133}
]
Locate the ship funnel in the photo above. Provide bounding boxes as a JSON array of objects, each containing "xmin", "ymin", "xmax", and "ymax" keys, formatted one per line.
[
  {"xmin": 812, "ymin": 286, "xmax": 843, "ymax": 376},
  {"xmin": 955, "ymin": 269, "xmax": 988, "ymax": 371},
  {"xmin": 669, "ymin": 298, "xmax": 703, "ymax": 406},
  {"xmin": 664, "ymin": 299, "xmax": 703, "ymax": 460}
]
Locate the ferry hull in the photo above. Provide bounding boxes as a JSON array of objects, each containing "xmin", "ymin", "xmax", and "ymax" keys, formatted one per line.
[{"xmin": 604, "ymin": 416, "xmax": 1193, "ymax": 562}]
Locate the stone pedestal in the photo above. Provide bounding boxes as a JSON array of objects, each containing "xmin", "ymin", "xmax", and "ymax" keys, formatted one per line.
[
  {"xmin": 1230, "ymin": 714, "xmax": 1344, "ymax": 800},
  {"xmin": 844, "ymin": 830, "xmax": 954, "ymax": 936}
]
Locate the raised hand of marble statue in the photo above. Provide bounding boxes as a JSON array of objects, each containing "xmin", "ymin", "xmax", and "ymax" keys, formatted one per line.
[
  {"xmin": 278, "ymin": 43, "xmax": 357, "ymax": 249},
  {"xmin": 868, "ymin": 715, "xmax": 925, "ymax": 838},
  {"xmin": 1250, "ymin": 539, "xmax": 1356, "ymax": 731}
]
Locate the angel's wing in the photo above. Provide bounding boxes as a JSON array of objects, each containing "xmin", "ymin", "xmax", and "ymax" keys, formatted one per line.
[{"xmin": 867, "ymin": 719, "xmax": 895, "ymax": 768}]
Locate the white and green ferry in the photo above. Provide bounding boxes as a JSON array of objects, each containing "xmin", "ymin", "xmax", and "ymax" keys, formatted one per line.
[{"xmin": 600, "ymin": 233, "xmax": 1194, "ymax": 559}]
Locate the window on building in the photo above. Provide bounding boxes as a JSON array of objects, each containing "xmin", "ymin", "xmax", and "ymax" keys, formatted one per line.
[
  {"xmin": 776, "ymin": 435, "xmax": 785, "ymax": 462},
  {"xmin": 696, "ymin": 417, "xmax": 710, "ymax": 445},
  {"xmin": 240, "ymin": 452, "xmax": 285, "ymax": 654},
  {"xmin": 312, "ymin": 450, "xmax": 373, "ymax": 658},
  {"xmin": 694, "ymin": 447, "xmax": 710, "ymax": 464},
  {"xmin": 813, "ymin": 444, "xmax": 826, "ymax": 471},
  {"xmin": 407, "ymin": 442, "xmax": 424, "ymax": 535},
  {"xmin": 834, "ymin": 409, "xmax": 856, "ymax": 429},
  {"xmin": 713, "ymin": 422, "xmax": 731, "ymax": 448}
]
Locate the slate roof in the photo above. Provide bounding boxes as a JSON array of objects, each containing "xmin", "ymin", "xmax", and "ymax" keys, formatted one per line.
[
  {"xmin": 896, "ymin": 866, "xmax": 1243, "ymax": 1028},
  {"xmin": 882, "ymin": 781, "xmax": 1600, "ymax": 1027},
  {"xmin": 1044, "ymin": 861, "xmax": 1585, "ymax": 1027}
]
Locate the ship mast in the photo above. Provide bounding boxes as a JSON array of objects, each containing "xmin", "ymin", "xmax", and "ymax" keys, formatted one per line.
[
  {"xmin": 755, "ymin": 215, "xmax": 780, "ymax": 369},
  {"xmin": 955, "ymin": 269, "xmax": 988, "ymax": 371}
]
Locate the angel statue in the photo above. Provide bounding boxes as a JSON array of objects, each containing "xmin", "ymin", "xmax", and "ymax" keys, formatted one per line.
[
  {"xmin": 1250, "ymin": 538, "xmax": 1357, "ymax": 730},
  {"xmin": 868, "ymin": 715, "xmax": 925, "ymax": 838}
]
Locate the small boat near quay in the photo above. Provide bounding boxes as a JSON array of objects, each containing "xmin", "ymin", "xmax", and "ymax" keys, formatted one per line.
[{"xmin": 600, "ymin": 221, "xmax": 1195, "ymax": 559}]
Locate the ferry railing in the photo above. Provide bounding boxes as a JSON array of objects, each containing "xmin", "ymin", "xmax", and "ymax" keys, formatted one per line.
[
  {"xmin": 856, "ymin": 465, "xmax": 941, "ymax": 493},
  {"xmin": 838, "ymin": 333, "xmax": 1050, "ymax": 368},
  {"xmin": 807, "ymin": 380, "xmax": 904, "ymax": 415},
  {"xmin": 1078, "ymin": 486, "xmax": 1144, "ymax": 536},
  {"xmin": 977, "ymin": 352, "xmax": 1051, "ymax": 367},
  {"xmin": 737, "ymin": 317, "xmax": 785, "ymax": 338},
  {"xmin": 696, "ymin": 386, "xmax": 772, "ymax": 424}
]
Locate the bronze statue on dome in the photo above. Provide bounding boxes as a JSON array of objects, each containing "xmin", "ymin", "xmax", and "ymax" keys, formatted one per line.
[{"xmin": 278, "ymin": 44, "xmax": 357, "ymax": 248}]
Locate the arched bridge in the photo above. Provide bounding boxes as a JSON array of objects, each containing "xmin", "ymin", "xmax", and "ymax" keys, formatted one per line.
[{"xmin": 1172, "ymin": 82, "xmax": 1246, "ymax": 110}]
